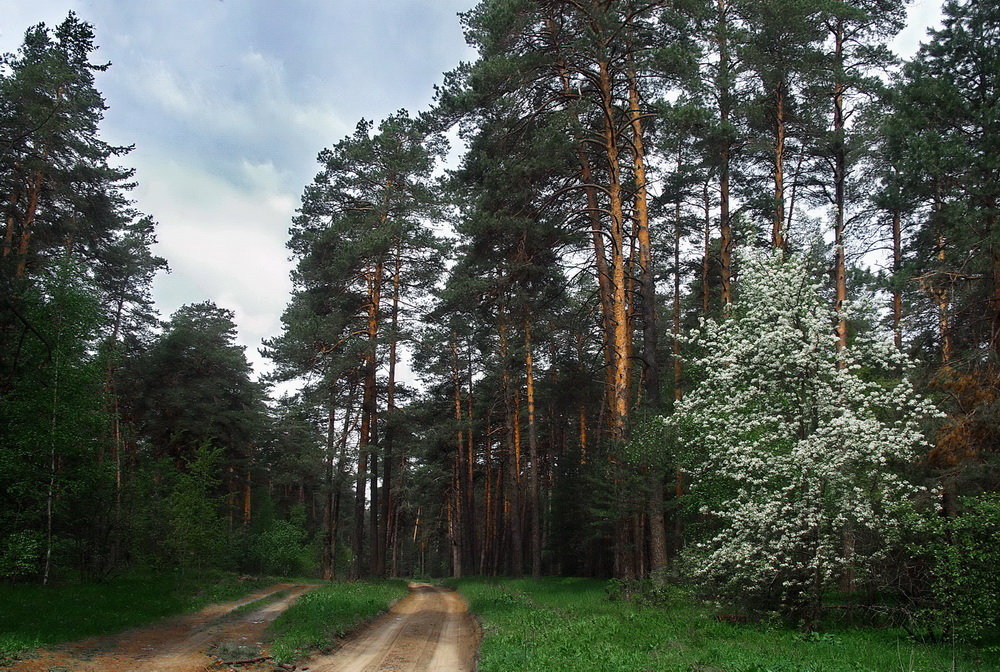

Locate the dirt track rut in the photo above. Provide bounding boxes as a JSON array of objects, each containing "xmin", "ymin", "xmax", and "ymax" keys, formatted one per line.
[
  {"xmin": 8, "ymin": 582, "xmax": 476, "ymax": 672},
  {"xmin": 301, "ymin": 583, "xmax": 476, "ymax": 672},
  {"xmin": 8, "ymin": 583, "xmax": 315, "ymax": 672}
]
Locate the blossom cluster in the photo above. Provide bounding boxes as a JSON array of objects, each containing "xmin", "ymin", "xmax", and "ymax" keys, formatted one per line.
[{"xmin": 668, "ymin": 251, "xmax": 939, "ymax": 608}]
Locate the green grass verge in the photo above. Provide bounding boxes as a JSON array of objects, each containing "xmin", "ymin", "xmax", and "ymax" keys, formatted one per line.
[
  {"xmin": 268, "ymin": 580, "xmax": 409, "ymax": 664},
  {"xmin": 454, "ymin": 577, "xmax": 999, "ymax": 672},
  {"xmin": 0, "ymin": 569, "xmax": 272, "ymax": 666}
]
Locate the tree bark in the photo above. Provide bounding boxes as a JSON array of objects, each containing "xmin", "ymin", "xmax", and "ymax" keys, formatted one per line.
[
  {"xmin": 598, "ymin": 59, "xmax": 631, "ymax": 444},
  {"xmin": 772, "ymin": 82, "xmax": 788, "ymax": 250},
  {"xmin": 832, "ymin": 17, "xmax": 849, "ymax": 363},
  {"xmin": 377, "ymin": 247, "xmax": 402, "ymax": 577},
  {"xmin": 524, "ymin": 320, "xmax": 542, "ymax": 579},
  {"xmin": 892, "ymin": 207, "xmax": 903, "ymax": 349},
  {"xmin": 499, "ymin": 312, "xmax": 523, "ymax": 576},
  {"xmin": 15, "ymin": 172, "xmax": 44, "ymax": 278},
  {"xmin": 628, "ymin": 68, "xmax": 660, "ymax": 409},
  {"xmin": 716, "ymin": 0, "xmax": 734, "ymax": 308},
  {"xmin": 368, "ymin": 261, "xmax": 383, "ymax": 576},
  {"xmin": 673, "ymin": 197, "xmax": 683, "ymax": 402},
  {"xmin": 3, "ymin": 192, "xmax": 19, "ymax": 261},
  {"xmin": 702, "ymin": 181, "xmax": 712, "ymax": 314}
]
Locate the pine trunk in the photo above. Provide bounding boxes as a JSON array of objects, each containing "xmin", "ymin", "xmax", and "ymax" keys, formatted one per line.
[
  {"xmin": 717, "ymin": 0, "xmax": 734, "ymax": 308},
  {"xmin": 378, "ymin": 249, "xmax": 402, "ymax": 577},
  {"xmin": 322, "ymin": 406, "xmax": 337, "ymax": 580},
  {"xmin": 628, "ymin": 69, "xmax": 660, "ymax": 409},
  {"xmin": 598, "ymin": 60, "xmax": 631, "ymax": 444},
  {"xmin": 15, "ymin": 172, "xmax": 44, "ymax": 278},
  {"xmin": 772, "ymin": 82, "xmax": 787, "ymax": 250},
  {"xmin": 833, "ymin": 18, "xmax": 849, "ymax": 362},
  {"xmin": 500, "ymin": 313, "xmax": 524, "ymax": 576},
  {"xmin": 892, "ymin": 208, "xmax": 903, "ymax": 349},
  {"xmin": 524, "ymin": 320, "xmax": 542, "ymax": 579}
]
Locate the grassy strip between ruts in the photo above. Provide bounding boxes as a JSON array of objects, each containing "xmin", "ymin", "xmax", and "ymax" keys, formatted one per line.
[
  {"xmin": 0, "ymin": 569, "xmax": 273, "ymax": 666},
  {"xmin": 267, "ymin": 579, "xmax": 409, "ymax": 664},
  {"xmin": 222, "ymin": 588, "xmax": 290, "ymax": 621},
  {"xmin": 453, "ymin": 577, "xmax": 999, "ymax": 672}
]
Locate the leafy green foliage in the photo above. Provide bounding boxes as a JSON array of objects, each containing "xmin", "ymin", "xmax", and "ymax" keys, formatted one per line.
[
  {"xmin": 164, "ymin": 445, "xmax": 229, "ymax": 569},
  {"xmin": 0, "ymin": 257, "xmax": 111, "ymax": 582},
  {"xmin": 914, "ymin": 494, "xmax": 1000, "ymax": 644},
  {"xmin": 0, "ymin": 531, "xmax": 43, "ymax": 582},
  {"xmin": 131, "ymin": 302, "xmax": 265, "ymax": 464},
  {"xmin": 248, "ymin": 502, "xmax": 316, "ymax": 577}
]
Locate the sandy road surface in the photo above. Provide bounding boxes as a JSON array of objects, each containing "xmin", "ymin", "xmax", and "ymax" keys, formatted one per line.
[
  {"xmin": 301, "ymin": 583, "xmax": 477, "ymax": 672},
  {"xmin": 8, "ymin": 583, "xmax": 316, "ymax": 672}
]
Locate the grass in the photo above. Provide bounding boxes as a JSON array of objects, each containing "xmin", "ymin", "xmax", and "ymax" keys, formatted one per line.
[
  {"xmin": 454, "ymin": 577, "xmax": 1000, "ymax": 672},
  {"xmin": 267, "ymin": 579, "xmax": 409, "ymax": 664},
  {"xmin": 0, "ymin": 569, "xmax": 271, "ymax": 666},
  {"xmin": 223, "ymin": 588, "xmax": 290, "ymax": 620}
]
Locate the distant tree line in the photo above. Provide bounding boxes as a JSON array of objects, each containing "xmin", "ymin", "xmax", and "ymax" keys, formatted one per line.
[{"xmin": 0, "ymin": 13, "xmax": 317, "ymax": 583}]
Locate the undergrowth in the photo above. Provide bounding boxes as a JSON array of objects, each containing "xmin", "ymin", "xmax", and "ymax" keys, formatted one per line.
[
  {"xmin": 454, "ymin": 577, "xmax": 999, "ymax": 672},
  {"xmin": 0, "ymin": 569, "xmax": 271, "ymax": 666},
  {"xmin": 267, "ymin": 579, "xmax": 408, "ymax": 664}
]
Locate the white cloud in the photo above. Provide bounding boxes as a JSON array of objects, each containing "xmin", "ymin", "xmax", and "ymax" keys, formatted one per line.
[
  {"xmin": 135, "ymin": 154, "xmax": 294, "ymax": 379},
  {"xmin": 893, "ymin": 0, "xmax": 945, "ymax": 58}
]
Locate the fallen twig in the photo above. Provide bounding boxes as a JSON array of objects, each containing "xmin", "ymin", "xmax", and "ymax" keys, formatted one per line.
[{"xmin": 218, "ymin": 654, "xmax": 271, "ymax": 665}]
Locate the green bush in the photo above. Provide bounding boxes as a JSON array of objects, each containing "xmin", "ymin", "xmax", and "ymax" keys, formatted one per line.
[
  {"xmin": 918, "ymin": 493, "xmax": 1000, "ymax": 644},
  {"xmin": 164, "ymin": 446, "xmax": 228, "ymax": 568},
  {"xmin": 243, "ymin": 499, "xmax": 317, "ymax": 577},
  {"xmin": 0, "ymin": 531, "xmax": 42, "ymax": 582}
]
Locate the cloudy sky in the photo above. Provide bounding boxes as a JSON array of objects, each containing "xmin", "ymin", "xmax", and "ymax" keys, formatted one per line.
[{"xmin": 0, "ymin": 0, "xmax": 945, "ymax": 387}]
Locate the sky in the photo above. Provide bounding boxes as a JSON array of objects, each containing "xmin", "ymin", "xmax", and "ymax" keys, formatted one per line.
[{"xmin": 0, "ymin": 0, "xmax": 945, "ymax": 389}]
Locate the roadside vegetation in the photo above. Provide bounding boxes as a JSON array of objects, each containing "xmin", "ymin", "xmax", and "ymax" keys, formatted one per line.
[
  {"xmin": 455, "ymin": 578, "xmax": 999, "ymax": 672},
  {"xmin": 0, "ymin": 570, "xmax": 271, "ymax": 665},
  {"xmin": 267, "ymin": 579, "xmax": 408, "ymax": 664}
]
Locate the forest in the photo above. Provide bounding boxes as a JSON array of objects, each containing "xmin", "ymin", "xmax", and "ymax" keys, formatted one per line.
[{"xmin": 1, "ymin": 0, "xmax": 997, "ymax": 653}]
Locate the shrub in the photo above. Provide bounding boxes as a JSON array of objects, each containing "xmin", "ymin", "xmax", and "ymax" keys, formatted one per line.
[
  {"xmin": 916, "ymin": 493, "xmax": 1000, "ymax": 644},
  {"xmin": 0, "ymin": 531, "xmax": 42, "ymax": 582}
]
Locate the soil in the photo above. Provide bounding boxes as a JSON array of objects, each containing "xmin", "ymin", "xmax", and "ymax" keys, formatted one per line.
[
  {"xmin": 300, "ymin": 583, "xmax": 477, "ymax": 672},
  {"xmin": 7, "ymin": 582, "xmax": 477, "ymax": 672},
  {"xmin": 8, "ymin": 583, "xmax": 316, "ymax": 672}
]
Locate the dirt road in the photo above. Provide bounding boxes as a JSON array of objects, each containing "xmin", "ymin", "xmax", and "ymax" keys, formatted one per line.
[
  {"xmin": 8, "ymin": 582, "xmax": 476, "ymax": 672},
  {"xmin": 8, "ymin": 583, "xmax": 315, "ymax": 672},
  {"xmin": 301, "ymin": 583, "xmax": 477, "ymax": 672}
]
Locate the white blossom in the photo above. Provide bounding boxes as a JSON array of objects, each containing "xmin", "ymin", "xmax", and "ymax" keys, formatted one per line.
[{"xmin": 668, "ymin": 250, "xmax": 938, "ymax": 611}]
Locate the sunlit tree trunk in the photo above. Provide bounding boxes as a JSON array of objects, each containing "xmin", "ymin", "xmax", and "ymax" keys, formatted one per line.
[
  {"xmin": 15, "ymin": 172, "xmax": 45, "ymax": 278},
  {"xmin": 772, "ymin": 82, "xmax": 788, "ymax": 250},
  {"xmin": 832, "ymin": 17, "xmax": 849, "ymax": 362},
  {"xmin": 598, "ymin": 59, "xmax": 631, "ymax": 443}
]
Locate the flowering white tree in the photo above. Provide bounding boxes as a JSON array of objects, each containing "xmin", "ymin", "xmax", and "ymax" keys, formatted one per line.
[{"xmin": 671, "ymin": 251, "xmax": 938, "ymax": 623}]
